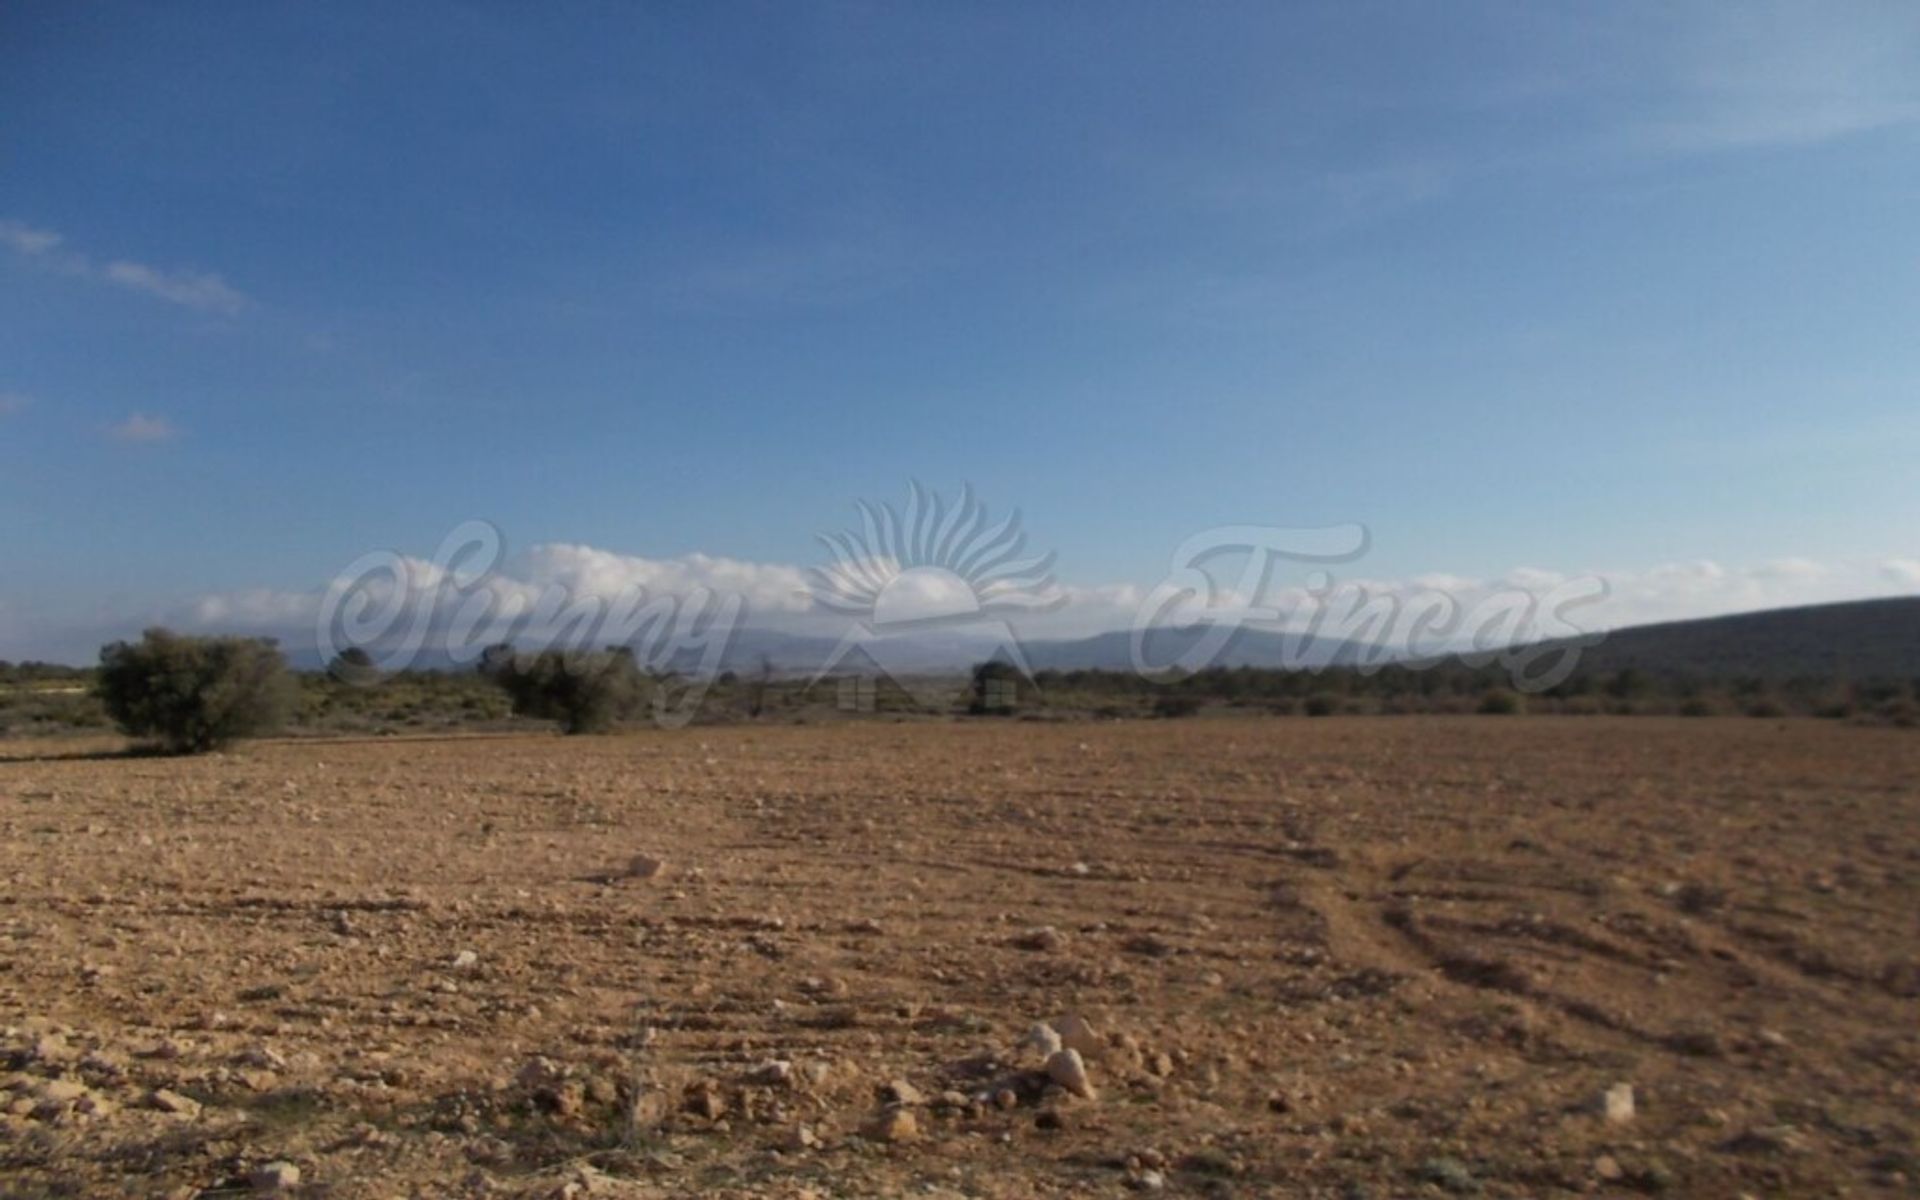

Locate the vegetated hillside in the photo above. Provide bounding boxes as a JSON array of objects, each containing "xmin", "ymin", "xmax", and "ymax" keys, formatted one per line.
[{"xmin": 1536, "ymin": 595, "xmax": 1920, "ymax": 682}]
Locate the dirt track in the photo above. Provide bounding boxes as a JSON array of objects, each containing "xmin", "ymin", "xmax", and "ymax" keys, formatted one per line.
[{"xmin": 2, "ymin": 717, "xmax": 1916, "ymax": 1197}]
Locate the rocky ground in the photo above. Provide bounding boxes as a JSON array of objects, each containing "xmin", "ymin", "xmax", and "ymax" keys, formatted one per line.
[{"xmin": 0, "ymin": 717, "xmax": 1916, "ymax": 1198}]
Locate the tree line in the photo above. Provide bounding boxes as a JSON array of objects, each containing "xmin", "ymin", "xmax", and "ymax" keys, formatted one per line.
[{"xmin": 1, "ymin": 629, "xmax": 1913, "ymax": 754}]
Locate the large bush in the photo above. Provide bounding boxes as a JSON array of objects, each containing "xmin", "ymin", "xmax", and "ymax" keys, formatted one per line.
[
  {"xmin": 95, "ymin": 629, "xmax": 296, "ymax": 753},
  {"xmin": 481, "ymin": 645, "xmax": 648, "ymax": 734}
]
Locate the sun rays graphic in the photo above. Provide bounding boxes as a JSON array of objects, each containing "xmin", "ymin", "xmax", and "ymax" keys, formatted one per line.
[
  {"xmin": 807, "ymin": 483, "xmax": 1061, "ymax": 700},
  {"xmin": 808, "ymin": 482, "xmax": 1060, "ymax": 628}
]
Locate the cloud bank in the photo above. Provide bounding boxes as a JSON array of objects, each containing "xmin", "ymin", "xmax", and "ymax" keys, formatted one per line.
[
  {"xmin": 7, "ymin": 539, "xmax": 1914, "ymax": 668},
  {"xmin": 0, "ymin": 218, "xmax": 250, "ymax": 315}
]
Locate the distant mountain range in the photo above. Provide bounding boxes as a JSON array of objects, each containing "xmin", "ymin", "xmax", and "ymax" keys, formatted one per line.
[
  {"xmin": 294, "ymin": 595, "xmax": 1920, "ymax": 682},
  {"xmin": 730, "ymin": 596, "xmax": 1920, "ymax": 681},
  {"xmin": 1518, "ymin": 595, "xmax": 1920, "ymax": 681}
]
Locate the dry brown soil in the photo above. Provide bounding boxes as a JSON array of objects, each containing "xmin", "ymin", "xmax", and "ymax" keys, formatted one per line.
[{"xmin": 2, "ymin": 717, "xmax": 1916, "ymax": 1198}]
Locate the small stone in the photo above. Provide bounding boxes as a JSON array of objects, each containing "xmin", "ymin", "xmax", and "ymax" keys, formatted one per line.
[
  {"xmin": 39, "ymin": 1079, "xmax": 90, "ymax": 1105},
  {"xmin": 627, "ymin": 854, "xmax": 667, "ymax": 880},
  {"xmin": 684, "ymin": 1086, "xmax": 725, "ymax": 1121},
  {"xmin": 866, "ymin": 1105, "xmax": 918, "ymax": 1142},
  {"xmin": 883, "ymin": 1078, "xmax": 925, "ymax": 1106},
  {"xmin": 1132, "ymin": 1170, "xmax": 1167, "ymax": 1192},
  {"xmin": 1720, "ymin": 1125, "xmax": 1805, "ymax": 1155},
  {"xmin": 1602, "ymin": 1082, "xmax": 1635, "ymax": 1124},
  {"xmin": 1023, "ymin": 1023, "xmax": 1063, "ymax": 1058},
  {"xmin": 1668, "ymin": 1030, "xmax": 1724, "ymax": 1058},
  {"xmin": 1123, "ymin": 933, "xmax": 1175, "ymax": 958},
  {"xmin": 1045, "ymin": 1048, "xmax": 1096, "ymax": 1099},
  {"xmin": 784, "ymin": 1123, "xmax": 820, "ymax": 1152},
  {"xmin": 1593, "ymin": 1154, "xmax": 1624, "ymax": 1181},
  {"xmin": 150, "ymin": 1088, "xmax": 202, "ymax": 1118},
  {"xmin": 1417, "ymin": 1157, "xmax": 1476, "ymax": 1194},
  {"xmin": 517, "ymin": 1058, "xmax": 564, "ymax": 1090},
  {"xmin": 76, "ymin": 1091, "xmax": 115, "ymax": 1117},
  {"xmin": 1051, "ymin": 1013, "xmax": 1101, "ymax": 1057},
  {"xmin": 747, "ymin": 1060, "xmax": 793, "ymax": 1087},
  {"xmin": 242, "ymin": 1046, "xmax": 288, "ymax": 1069},
  {"xmin": 541, "ymin": 1082, "xmax": 586, "ymax": 1117},
  {"xmin": 451, "ymin": 950, "xmax": 479, "ymax": 971},
  {"xmin": 249, "ymin": 1161, "xmax": 300, "ymax": 1193},
  {"xmin": 1014, "ymin": 926, "xmax": 1065, "ymax": 952},
  {"xmin": 584, "ymin": 1075, "xmax": 619, "ymax": 1106},
  {"xmin": 799, "ymin": 975, "xmax": 848, "ymax": 998}
]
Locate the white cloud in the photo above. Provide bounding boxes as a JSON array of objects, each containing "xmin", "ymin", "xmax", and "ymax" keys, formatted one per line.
[
  {"xmin": 10, "ymin": 537, "xmax": 1920, "ymax": 666},
  {"xmin": 1550, "ymin": 556, "xmax": 1906, "ymax": 631},
  {"xmin": 1502, "ymin": 567, "xmax": 1569, "ymax": 590},
  {"xmin": 102, "ymin": 260, "xmax": 249, "ymax": 315},
  {"xmin": 1, "ymin": 217, "xmax": 250, "ymax": 314},
  {"xmin": 0, "ymin": 219, "xmax": 62, "ymax": 256},
  {"xmin": 106, "ymin": 413, "xmax": 178, "ymax": 443},
  {"xmin": 1881, "ymin": 559, "xmax": 1920, "ymax": 586},
  {"xmin": 173, "ymin": 543, "xmax": 816, "ymax": 645},
  {"xmin": 1751, "ymin": 557, "xmax": 1827, "ymax": 581},
  {"xmin": 1637, "ymin": 4, "xmax": 1920, "ymax": 153},
  {"xmin": 513, "ymin": 544, "xmax": 815, "ymax": 615}
]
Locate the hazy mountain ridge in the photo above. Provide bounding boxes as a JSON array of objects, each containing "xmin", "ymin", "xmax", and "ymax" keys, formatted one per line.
[
  {"xmin": 1516, "ymin": 595, "xmax": 1920, "ymax": 681},
  {"xmin": 281, "ymin": 595, "xmax": 1920, "ymax": 680}
]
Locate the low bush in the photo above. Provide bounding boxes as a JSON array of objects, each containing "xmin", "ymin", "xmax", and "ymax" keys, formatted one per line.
[
  {"xmin": 95, "ymin": 629, "xmax": 296, "ymax": 753},
  {"xmin": 1151, "ymin": 693, "xmax": 1203, "ymax": 719},
  {"xmin": 1477, "ymin": 689, "xmax": 1525, "ymax": 715},
  {"xmin": 481, "ymin": 646, "xmax": 648, "ymax": 734}
]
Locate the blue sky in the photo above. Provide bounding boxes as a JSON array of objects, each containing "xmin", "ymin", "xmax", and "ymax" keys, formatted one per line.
[{"xmin": 4, "ymin": 2, "xmax": 1919, "ymax": 661}]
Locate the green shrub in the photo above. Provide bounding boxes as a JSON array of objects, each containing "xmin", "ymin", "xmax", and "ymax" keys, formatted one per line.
[
  {"xmin": 1152, "ymin": 693, "xmax": 1203, "ymax": 719},
  {"xmin": 1303, "ymin": 692, "xmax": 1339, "ymax": 717},
  {"xmin": 1477, "ymin": 689, "xmax": 1525, "ymax": 715},
  {"xmin": 481, "ymin": 645, "xmax": 648, "ymax": 734},
  {"xmin": 95, "ymin": 629, "xmax": 296, "ymax": 753},
  {"xmin": 1878, "ymin": 697, "xmax": 1918, "ymax": 728},
  {"xmin": 327, "ymin": 646, "xmax": 381, "ymax": 687}
]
